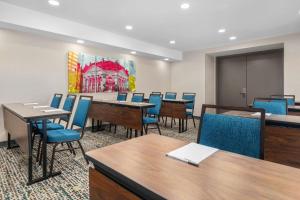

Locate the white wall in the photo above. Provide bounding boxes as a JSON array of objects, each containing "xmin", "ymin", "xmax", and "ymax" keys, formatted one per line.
[
  {"xmin": 170, "ymin": 52, "xmax": 206, "ymax": 116},
  {"xmin": 0, "ymin": 28, "xmax": 171, "ymax": 142},
  {"xmin": 170, "ymin": 33, "xmax": 300, "ymax": 116}
]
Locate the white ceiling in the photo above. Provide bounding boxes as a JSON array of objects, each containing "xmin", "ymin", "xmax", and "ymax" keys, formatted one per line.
[{"xmin": 1, "ymin": 0, "xmax": 300, "ymax": 51}]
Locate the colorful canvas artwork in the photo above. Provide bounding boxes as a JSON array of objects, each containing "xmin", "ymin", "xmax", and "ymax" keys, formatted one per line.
[{"xmin": 68, "ymin": 51, "xmax": 136, "ymax": 93}]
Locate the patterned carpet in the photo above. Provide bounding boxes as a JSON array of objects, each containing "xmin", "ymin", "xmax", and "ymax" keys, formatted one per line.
[{"xmin": 0, "ymin": 119, "xmax": 199, "ymax": 200}]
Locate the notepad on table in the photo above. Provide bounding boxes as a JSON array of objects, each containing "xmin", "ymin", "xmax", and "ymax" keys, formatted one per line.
[
  {"xmin": 166, "ymin": 143, "xmax": 218, "ymax": 166},
  {"xmin": 251, "ymin": 112, "xmax": 272, "ymax": 117},
  {"xmin": 33, "ymin": 105, "xmax": 50, "ymax": 109},
  {"xmin": 24, "ymin": 103, "xmax": 38, "ymax": 106},
  {"xmin": 41, "ymin": 109, "xmax": 63, "ymax": 113}
]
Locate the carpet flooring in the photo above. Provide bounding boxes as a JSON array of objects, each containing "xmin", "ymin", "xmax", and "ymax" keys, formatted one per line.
[{"xmin": 0, "ymin": 119, "xmax": 199, "ymax": 200}]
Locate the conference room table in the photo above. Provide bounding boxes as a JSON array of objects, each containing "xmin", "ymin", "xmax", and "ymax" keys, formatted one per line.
[
  {"xmin": 144, "ymin": 98, "xmax": 193, "ymax": 133},
  {"xmin": 225, "ymin": 110, "xmax": 300, "ymax": 168},
  {"xmin": 2, "ymin": 103, "xmax": 70, "ymax": 185},
  {"xmin": 86, "ymin": 134, "xmax": 300, "ymax": 200},
  {"xmin": 89, "ymin": 100, "xmax": 154, "ymax": 136}
]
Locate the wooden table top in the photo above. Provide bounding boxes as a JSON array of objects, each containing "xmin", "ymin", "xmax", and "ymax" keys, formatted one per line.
[
  {"xmin": 92, "ymin": 99, "xmax": 155, "ymax": 108},
  {"xmin": 86, "ymin": 134, "xmax": 300, "ymax": 200},
  {"xmin": 2, "ymin": 103, "xmax": 70, "ymax": 121}
]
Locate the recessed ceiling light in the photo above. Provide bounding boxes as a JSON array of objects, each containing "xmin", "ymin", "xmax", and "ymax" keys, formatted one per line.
[
  {"xmin": 169, "ymin": 40, "xmax": 176, "ymax": 44},
  {"xmin": 164, "ymin": 58, "xmax": 169, "ymax": 61},
  {"xmin": 218, "ymin": 28, "xmax": 226, "ymax": 33},
  {"xmin": 229, "ymin": 36, "xmax": 237, "ymax": 40},
  {"xmin": 48, "ymin": 0, "xmax": 60, "ymax": 6},
  {"xmin": 77, "ymin": 40, "xmax": 85, "ymax": 44},
  {"xmin": 131, "ymin": 51, "xmax": 136, "ymax": 54},
  {"xmin": 180, "ymin": 3, "xmax": 190, "ymax": 10},
  {"xmin": 125, "ymin": 25, "xmax": 133, "ymax": 30}
]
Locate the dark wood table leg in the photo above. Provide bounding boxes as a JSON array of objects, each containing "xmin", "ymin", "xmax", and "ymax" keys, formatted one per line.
[
  {"xmin": 92, "ymin": 118, "xmax": 95, "ymax": 132},
  {"xmin": 179, "ymin": 119, "xmax": 182, "ymax": 133},
  {"xmin": 27, "ymin": 123, "xmax": 33, "ymax": 185},
  {"xmin": 7, "ymin": 132, "xmax": 11, "ymax": 149},
  {"xmin": 42, "ymin": 119, "xmax": 47, "ymax": 178}
]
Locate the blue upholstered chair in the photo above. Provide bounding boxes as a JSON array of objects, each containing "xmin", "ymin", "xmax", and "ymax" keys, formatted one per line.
[
  {"xmin": 38, "ymin": 95, "xmax": 93, "ymax": 174},
  {"xmin": 50, "ymin": 93, "xmax": 63, "ymax": 108},
  {"xmin": 183, "ymin": 93, "xmax": 196, "ymax": 128},
  {"xmin": 131, "ymin": 93, "xmax": 144, "ymax": 103},
  {"xmin": 165, "ymin": 92, "xmax": 177, "ymax": 100},
  {"xmin": 117, "ymin": 92, "xmax": 128, "ymax": 101},
  {"xmin": 198, "ymin": 104, "xmax": 265, "ymax": 159},
  {"xmin": 143, "ymin": 94, "xmax": 162, "ymax": 135},
  {"xmin": 271, "ymin": 95, "xmax": 296, "ymax": 106},
  {"xmin": 253, "ymin": 98, "xmax": 288, "ymax": 115},
  {"xmin": 151, "ymin": 92, "xmax": 163, "ymax": 99}
]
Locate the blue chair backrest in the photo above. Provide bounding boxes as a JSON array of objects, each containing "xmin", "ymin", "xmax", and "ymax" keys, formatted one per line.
[
  {"xmin": 182, "ymin": 93, "xmax": 196, "ymax": 110},
  {"xmin": 287, "ymin": 98, "xmax": 295, "ymax": 106},
  {"xmin": 165, "ymin": 92, "xmax": 176, "ymax": 100},
  {"xmin": 147, "ymin": 95, "xmax": 162, "ymax": 116},
  {"xmin": 117, "ymin": 93, "xmax": 127, "ymax": 101},
  {"xmin": 253, "ymin": 99, "xmax": 287, "ymax": 115},
  {"xmin": 72, "ymin": 98, "xmax": 92, "ymax": 128},
  {"xmin": 131, "ymin": 94, "xmax": 144, "ymax": 102},
  {"xmin": 63, "ymin": 96, "xmax": 76, "ymax": 111},
  {"xmin": 50, "ymin": 94, "xmax": 62, "ymax": 108},
  {"xmin": 199, "ymin": 113, "xmax": 262, "ymax": 159}
]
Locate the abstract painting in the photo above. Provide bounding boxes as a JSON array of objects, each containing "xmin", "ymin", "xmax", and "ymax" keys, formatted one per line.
[{"xmin": 68, "ymin": 51, "xmax": 136, "ymax": 93}]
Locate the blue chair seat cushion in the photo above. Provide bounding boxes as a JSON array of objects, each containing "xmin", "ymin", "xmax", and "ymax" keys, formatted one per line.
[
  {"xmin": 143, "ymin": 117, "xmax": 158, "ymax": 124},
  {"xmin": 36, "ymin": 123, "xmax": 64, "ymax": 130},
  {"xmin": 47, "ymin": 129, "xmax": 81, "ymax": 143}
]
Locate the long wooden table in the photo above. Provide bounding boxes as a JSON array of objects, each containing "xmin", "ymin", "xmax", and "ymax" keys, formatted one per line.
[
  {"xmin": 145, "ymin": 98, "xmax": 193, "ymax": 133},
  {"xmin": 2, "ymin": 103, "xmax": 70, "ymax": 185},
  {"xmin": 225, "ymin": 111, "xmax": 300, "ymax": 168},
  {"xmin": 86, "ymin": 134, "xmax": 300, "ymax": 200},
  {"xmin": 89, "ymin": 100, "xmax": 154, "ymax": 136}
]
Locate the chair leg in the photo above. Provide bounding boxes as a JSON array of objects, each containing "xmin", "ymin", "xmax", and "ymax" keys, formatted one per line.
[
  {"xmin": 50, "ymin": 143, "xmax": 59, "ymax": 175},
  {"xmin": 114, "ymin": 125, "xmax": 117, "ymax": 134},
  {"xmin": 145, "ymin": 124, "xmax": 149, "ymax": 134},
  {"xmin": 171, "ymin": 118, "xmax": 173, "ymax": 128},
  {"xmin": 126, "ymin": 128, "xmax": 129, "ymax": 138},
  {"xmin": 67, "ymin": 142, "xmax": 76, "ymax": 155},
  {"xmin": 77, "ymin": 141, "xmax": 89, "ymax": 164},
  {"xmin": 192, "ymin": 116, "xmax": 196, "ymax": 128},
  {"xmin": 165, "ymin": 117, "xmax": 168, "ymax": 127},
  {"xmin": 109, "ymin": 124, "xmax": 112, "ymax": 132},
  {"xmin": 156, "ymin": 123, "xmax": 161, "ymax": 135},
  {"xmin": 135, "ymin": 129, "xmax": 138, "ymax": 137},
  {"xmin": 186, "ymin": 117, "xmax": 188, "ymax": 131},
  {"xmin": 36, "ymin": 138, "xmax": 42, "ymax": 162}
]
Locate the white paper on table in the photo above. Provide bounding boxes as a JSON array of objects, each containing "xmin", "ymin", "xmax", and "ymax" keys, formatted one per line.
[
  {"xmin": 166, "ymin": 143, "xmax": 218, "ymax": 166},
  {"xmin": 33, "ymin": 105, "xmax": 50, "ymax": 109},
  {"xmin": 24, "ymin": 103, "xmax": 39, "ymax": 105},
  {"xmin": 41, "ymin": 109, "xmax": 64, "ymax": 113},
  {"xmin": 251, "ymin": 112, "xmax": 272, "ymax": 117}
]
